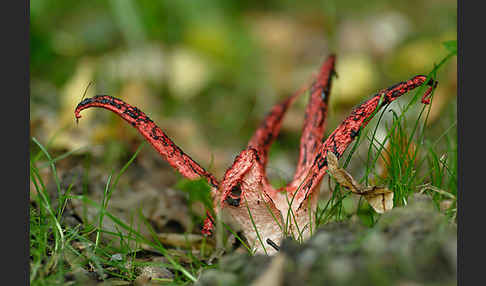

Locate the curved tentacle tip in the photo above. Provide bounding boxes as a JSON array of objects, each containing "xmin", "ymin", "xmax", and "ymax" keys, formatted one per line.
[
  {"xmin": 74, "ymin": 97, "xmax": 97, "ymax": 122},
  {"xmin": 421, "ymin": 78, "xmax": 438, "ymax": 105},
  {"xmin": 74, "ymin": 109, "xmax": 82, "ymax": 124},
  {"xmin": 75, "ymin": 81, "xmax": 94, "ymax": 124}
]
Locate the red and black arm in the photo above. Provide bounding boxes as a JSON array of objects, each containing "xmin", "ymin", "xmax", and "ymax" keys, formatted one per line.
[
  {"xmin": 74, "ymin": 96, "xmax": 221, "ymax": 235},
  {"xmin": 247, "ymin": 55, "xmax": 337, "ymax": 172},
  {"xmin": 75, "ymin": 95, "xmax": 220, "ymax": 189},
  {"xmin": 247, "ymin": 85, "xmax": 307, "ymax": 169},
  {"xmin": 290, "ymin": 55, "xmax": 336, "ymax": 187},
  {"xmin": 291, "ymin": 75, "xmax": 437, "ymax": 208}
]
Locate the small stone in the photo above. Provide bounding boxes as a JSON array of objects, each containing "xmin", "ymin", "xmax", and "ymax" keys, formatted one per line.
[
  {"xmin": 110, "ymin": 253, "xmax": 123, "ymax": 261},
  {"xmin": 134, "ymin": 265, "xmax": 174, "ymax": 286}
]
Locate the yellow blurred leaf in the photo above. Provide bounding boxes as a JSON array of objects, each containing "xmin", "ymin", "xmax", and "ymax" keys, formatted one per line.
[
  {"xmin": 50, "ymin": 59, "xmax": 95, "ymax": 151},
  {"xmin": 168, "ymin": 49, "xmax": 211, "ymax": 99},
  {"xmin": 332, "ymin": 54, "xmax": 378, "ymax": 106}
]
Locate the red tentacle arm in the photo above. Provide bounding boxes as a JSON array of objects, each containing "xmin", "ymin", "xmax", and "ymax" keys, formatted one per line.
[
  {"xmin": 247, "ymin": 56, "xmax": 337, "ymax": 171},
  {"xmin": 247, "ymin": 84, "xmax": 310, "ymax": 169},
  {"xmin": 291, "ymin": 75, "xmax": 437, "ymax": 208},
  {"xmin": 74, "ymin": 95, "xmax": 220, "ymax": 189},
  {"xmin": 201, "ymin": 211, "xmax": 215, "ymax": 236},
  {"xmin": 75, "ymin": 95, "xmax": 221, "ymax": 236},
  {"xmin": 290, "ymin": 55, "xmax": 336, "ymax": 188}
]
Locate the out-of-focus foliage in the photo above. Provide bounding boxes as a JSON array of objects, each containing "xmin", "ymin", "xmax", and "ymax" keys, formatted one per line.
[{"xmin": 30, "ymin": 0, "xmax": 457, "ymax": 177}]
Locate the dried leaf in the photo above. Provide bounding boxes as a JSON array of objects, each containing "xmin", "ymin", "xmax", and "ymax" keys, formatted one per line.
[
  {"xmin": 362, "ymin": 186, "xmax": 394, "ymax": 214},
  {"xmin": 327, "ymin": 152, "xmax": 394, "ymax": 213},
  {"xmin": 327, "ymin": 152, "xmax": 362, "ymax": 193}
]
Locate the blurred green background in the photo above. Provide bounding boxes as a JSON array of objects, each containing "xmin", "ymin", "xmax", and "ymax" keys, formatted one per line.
[{"xmin": 30, "ymin": 0, "xmax": 457, "ymax": 180}]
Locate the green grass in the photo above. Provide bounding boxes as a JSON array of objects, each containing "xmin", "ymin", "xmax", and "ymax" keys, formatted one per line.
[{"xmin": 30, "ymin": 138, "xmax": 210, "ymax": 285}]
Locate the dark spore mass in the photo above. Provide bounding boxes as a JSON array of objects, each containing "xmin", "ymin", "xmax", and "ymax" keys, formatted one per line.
[{"xmin": 225, "ymin": 196, "xmax": 241, "ymax": 207}]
